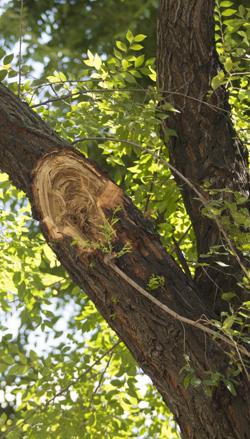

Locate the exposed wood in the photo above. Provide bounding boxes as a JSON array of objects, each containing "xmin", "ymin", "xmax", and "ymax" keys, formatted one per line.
[{"xmin": 32, "ymin": 149, "xmax": 122, "ymax": 242}]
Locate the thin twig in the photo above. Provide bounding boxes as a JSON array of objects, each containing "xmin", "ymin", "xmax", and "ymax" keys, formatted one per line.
[
  {"xmin": 144, "ymin": 146, "xmax": 162, "ymax": 214},
  {"xmin": 27, "ymin": 79, "xmax": 99, "ymax": 92},
  {"xmin": 18, "ymin": 0, "xmax": 24, "ymax": 98},
  {"xmin": 30, "ymin": 87, "xmax": 228, "ymax": 114},
  {"xmin": 168, "ymin": 224, "xmax": 192, "ymax": 277},
  {"xmin": 144, "ymin": 177, "xmax": 155, "ymax": 214},
  {"xmin": 30, "ymin": 89, "xmax": 144, "ymax": 108},
  {"xmin": 230, "ymin": 336, "xmax": 250, "ymax": 382},
  {"xmin": 169, "ymin": 224, "xmax": 192, "ymax": 254},
  {"xmin": 172, "ymin": 236, "xmax": 192, "ymax": 278},
  {"xmin": 88, "ymin": 350, "xmax": 114, "ymax": 408}
]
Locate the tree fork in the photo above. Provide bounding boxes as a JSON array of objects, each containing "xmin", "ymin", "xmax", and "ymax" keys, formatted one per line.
[{"xmin": 0, "ymin": 83, "xmax": 250, "ymax": 438}]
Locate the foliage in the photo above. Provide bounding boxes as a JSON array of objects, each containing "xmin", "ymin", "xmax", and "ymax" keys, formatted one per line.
[
  {"xmin": 147, "ymin": 275, "xmax": 165, "ymax": 291},
  {"xmin": 0, "ymin": 0, "xmax": 158, "ymax": 79},
  {"xmin": 214, "ymin": 0, "xmax": 250, "ymax": 144},
  {"xmin": 180, "ymin": 354, "xmax": 239, "ymax": 397},
  {"xmin": 0, "ymin": 175, "xmax": 178, "ymax": 437},
  {"xmin": 0, "ymin": 0, "xmax": 249, "ymax": 437},
  {"xmin": 0, "ymin": 49, "xmax": 16, "ymax": 81}
]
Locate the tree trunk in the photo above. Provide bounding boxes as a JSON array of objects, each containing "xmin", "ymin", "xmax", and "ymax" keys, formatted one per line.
[
  {"xmin": 157, "ymin": 0, "xmax": 250, "ymax": 311},
  {"xmin": 0, "ymin": 1, "xmax": 250, "ymax": 436}
]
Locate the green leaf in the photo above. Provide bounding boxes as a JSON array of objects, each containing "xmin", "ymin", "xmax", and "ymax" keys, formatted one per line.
[
  {"xmin": 0, "ymin": 70, "xmax": 7, "ymax": 81},
  {"xmin": 8, "ymin": 69, "xmax": 17, "ymax": 78},
  {"xmin": 13, "ymin": 271, "xmax": 22, "ymax": 285},
  {"xmin": 211, "ymin": 71, "xmax": 225, "ymax": 90},
  {"xmin": 1, "ymin": 354, "xmax": 14, "ymax": 365},
  {"xmin": 19, "ymin": 352, "xmax": 28, "ymax": 365},
  {"xmin": 130, "ymin": 44, "xmax": 143, "ymax": 51},
  {"xmin": 93, "ymin": 54, "xmax": 102, "ymax": 70},
  {"xmin": 148, "ymin": 66, "xmax": 156, "ymax": 81},
  {"xmin": 134, "ymin": 34, "xmax": 147, "ymax": 42},
  {"xmin": 121, "ymin": 59, "xmax": 130, "ymax": 70},
  {"xmin": 126, "ymin": 30, "xmax": 134, "ymax": 43},
  {"xmin": 111, "ymin": 379, "xmax": 123, "ymax": 388},
  {"xmin": 220, "ymin": 1, "xmax": 233, "ymax": 6},
  {"xmin": 0, "ymin": 48, "xmax": 5, "ymax": 59},
  {"xmin": 8, "ymin": 364, "xmax": 29, "ymax": 375},
  {"xmin": 224, "ymin": 57, "xmax": 233, "ymax": 72},
  {"xmin": 225, "ymin": 381, "xmax": 237, "ymax": 396},
  {"xmin": 0, "ymin": 363, "xmax": 8, "ymax": 373},
  {"xmin": 0, "ymin": 413, "xmax": 7, "ymax": 427},
  {"xmin": 114, "ymin": 49, "xmax": 122, "ymax": 60},
  {"xmin": 116, "ymin": 41, "xmax": 127, "ymax": 52},
  {"xmin": 190, "ymin": 376, "xmax": 202, "ymax": 388},
  {"xmin": 3, "ymin": 53, "xmax": 14, "ymax": 65},
  {"xmin": 183, "ymin": 374, "xmax": 191, "ymax": 389},
  {"xmin": 222, "ymin": 292, "xmax": 236, "ymax": 301},
  {"xmin": 134, "ymin": 54, "xmax": 144, "ymax": 67},
  {"xmin": 47, "ymin": 71, "xmax": 67, "ymax": 82},
  {"xmin": 221, "ymin": 9, "xmax": 237, "ymax": 17},
  {"xmin": 222, "ymin": 315, "xmax": 235, "ymax": 331}
]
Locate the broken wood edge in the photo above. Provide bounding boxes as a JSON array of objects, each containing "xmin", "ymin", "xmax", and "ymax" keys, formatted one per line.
[
  {"xmin": 31, "ymin": 149, "xmax": 250, "ymax": 361},
  {"xmin": 32, "ymin": 148, "xmax": 123, "ymax": 254}
]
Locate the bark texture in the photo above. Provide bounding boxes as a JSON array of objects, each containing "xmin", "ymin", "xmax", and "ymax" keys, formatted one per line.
[
  {"xmin": 157, "ymin": 0, "xmax": 250, "ymax": 309},
  {"xmin": 0, "ymin": 83, "xmax": 250, "ymax": 438}
]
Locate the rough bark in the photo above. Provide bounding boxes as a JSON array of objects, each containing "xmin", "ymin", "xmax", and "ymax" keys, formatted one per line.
[
  {"xmin": 0, "ymin": 83, "xmax": 250, "ymax": 438},
  {"xmin": 157, "ymin": 0, "xmax": 250, "ymax": 309}
]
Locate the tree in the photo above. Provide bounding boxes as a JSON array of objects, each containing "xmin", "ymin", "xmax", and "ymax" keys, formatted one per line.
[{"xmin": 0, "ymin": 0, "xmax": 249, "ymax": 438}]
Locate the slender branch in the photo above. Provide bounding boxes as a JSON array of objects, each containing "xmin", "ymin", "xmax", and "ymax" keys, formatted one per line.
[
  {"xmin": 169, "ymin": 224, "xmax": 192, "ymax": 254},
  {"xmin": 88, "ymin": 350, "xmax": 114, "ymax": 408},
  {"xmin": 172, "ymin": 236, "xmax": 192, "ymax": 278},
  {"xmin": 168, "ymin": 225, "xmax": 193, "ymax": 277},
  {"xmin": 30, "ymin": 89, "xmax": 144, "ymax": 108},
  {"xmin": 144, "ymin": 177, "xmax": 155, "ymax": 214},
  {"xmin": 230, "ymin": 336, "xmax": 250, "ymax": 382},
  {"xmin": 104, "ymin": 257, "xmax": 250, "ymax": 360},
  {"xmin": 18, "ymin": 0, "xmax": 24, "ymax": 97},
  {"xmin": 28, "ymin": 79, "xmax": 97, "ymax": 92},
  {"xmin": 144, "ymin": 146, "xmax": 162, "ymax": 214},
  {"xmin": 30, "ymin": 87, "xmax": 228, "ymax": 113}
]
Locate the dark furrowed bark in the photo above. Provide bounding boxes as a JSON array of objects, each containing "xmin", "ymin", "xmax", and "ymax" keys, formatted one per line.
[
  {"xmin": 157, "ymin": 0, "xmax": 250, "ymax": 308},
  {"xmin": 0, "ymin": 82, "xmax": 250, "ymax": 438},
  {"xmin": 0, "ymin": 84, "xmax": 68, "ymax": 195}
]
